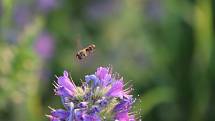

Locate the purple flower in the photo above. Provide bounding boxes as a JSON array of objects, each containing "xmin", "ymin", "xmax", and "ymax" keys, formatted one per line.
[
  {"xmin": 95, "ymin": 67, "xmax": 112, "ymax": 86},
  {"xmin": 114, "ymin": 111, "xmax": 135, "ymax": 121},
  {"xmin": 34, "ymin": 32, "xmax": 55, "ymax": 59},
  {"xmin": 106, "ymin": 78, "xmax": 124, "ymax": 98},
  {"xmin": 50, "ymin": 109, "xmax": 69, "ymax": 120},
  {"xmin": 77, "ymin": 102, "xmax": 88, "ymax": 108},
  {"xmin": 54, "ymin": 71, "xmax": 76, "ymax": 97},
  {"xmin": 46, "ymin": 115, "xmax": 61, "ymax": 121},
  {"xmin": 83, "ymin": 114, "xmax": 101, "ymax": 121},
  {"xmin": 85, "ymin": 74, "xmax": 99, "ymax": 87},
  {"xmin": 113, "ymin": 96, "xmax": 134, "ymax": 112},
  {"xmin": 96, "ymin": 97, "xmax": 108, "ymax": 107},
  {"xmin": 13, "ymin": 4, "xmax": 32, "ymax": 28},
  {"xmin": 48, "ymin": 66, "xmax": 136, "ymax": 121},
  {"xmin": 74, "ymin": 109, "xmax": 101, "ymax": 121}
]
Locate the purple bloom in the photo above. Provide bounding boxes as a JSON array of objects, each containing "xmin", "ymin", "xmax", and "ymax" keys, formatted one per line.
[
  {"xmin": 83, "ymin": 114, "xmax": 101, "ymax": 121},
  {"xmin": 96, "ymin": 97, "xmax": 108, "ymax": 107},
  {"xmin": 95, "ymin": 67, "xmax": 112, "ymax": 86},
  {"xmin": 106, "ymin": 78, "xmax": 124, "ymax": 98},
  {"xmin": 74, "ymin": 109, "xmax": 84, "ymax": 120},
  {"xmin": 48, "ymin": 66, "xmax": 136, "ymax": 121},
  {"xmin": 50, "ymin": 109, "xmax": 69, "ymax": 120},
  {"xmin": 35, "ymin": 32, "xmax": 55, "ymax": 59},
  {"xmin": 74, "ymin": 109, "xmax": 101, "ymax": 121},
  {"xmin": 85, "ymin": 74, "xmax": 99, "ymax": 87},
  {"xmin": 46, "ymin": 115, "xmax": 61, "ymax": 121},
  {"xmin": 114, "ymin": 111, "xmax": 135, "ymax": 121},
  {"xmin": 54, "ymin": 71, "xmax": 76, "ymax": 97},
  {"xmin": 77, "ymin": 102, "xmax": 88, "ymax": 108},
  {"xmin": 113, "ymin": 96, "xmax": 134, "ymax": 112},
  {"xmin": 13, "ymin": 4, "xmax": 32, "ymax": 28}
]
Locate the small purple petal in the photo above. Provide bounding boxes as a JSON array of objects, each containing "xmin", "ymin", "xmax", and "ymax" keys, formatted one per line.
[
  {"xmin": 78, "ymin": 102, "xmax": 88, "ymax": 108},
  {"xmin": 95, "ymin": 67, "xmax": 112, "ymax": 86},
  {"xmin": 74, "ymin": 109, "xmax": 101, "ymax": 121},
  {"xmin": 46, "ymin": 115, "xmax": 61, "ymax": 121},
  {"xmin": 113, "ymin": 96, "xmax": 133, "ymax": 112},
  {"xmin": 114, "ymin": 111, "xmax": 130, "ymax": 121},
  {"xmin": 90, "ymin": 105, "xmax": 101, "ymax": 114},
  {"xmin": 64, "ymin": 71, "xmax": 69, "ymax": 77},
  {"xmin": 51, "ymin": 109, "xmax": 69, "ymax": 119},
  {"xmin": 85, "ymin": 74, "xmax": 99, "ymax": 86},
  {"xmin": 102, "ymin": 74, "xmax": 112, "ymax": 86},
  {"xmin": 129, "ymin": 115, "xmax": 135, "ymax": 121},
  {"xmin": 96, "ymin": 97, "xmax": 108, "ymax": 107},
  {"xmin": 56, "ymin": 71, "xmax": 76, "ymax": 96},
  {"xmin": 68, "ymin": 102, "xmax": 74, "ymax": 121},
  {"xmin": 84, "ymin": 114, "xmax": 101, "ymax": 121},
  {"xmin": 95, "ymin": 67, "xmax": 109, "ymax": 80},
  {"xmin": 58, "ymin": 71, "xmax": 75, "ymax": 91},
  {"xmin": 74, "ymin": 109, "xmax": 84, "ymax": 121},
  {"xmin": 106, "ymin": 79, "xmax": 124, "ymax": 98},
  {"xmin": 55, "ymin": 86, "xmax": 74, "ymax": 97}
]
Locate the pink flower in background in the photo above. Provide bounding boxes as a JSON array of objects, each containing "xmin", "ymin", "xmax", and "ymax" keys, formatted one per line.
[{"xmin": 35, "ymin": 32, "xmax": 55, "ymax": 59}]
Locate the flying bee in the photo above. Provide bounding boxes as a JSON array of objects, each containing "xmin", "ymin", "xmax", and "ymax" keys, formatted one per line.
[{"xmin": 76, "ymin": 44, "xmax": 96, "ymax": 60}]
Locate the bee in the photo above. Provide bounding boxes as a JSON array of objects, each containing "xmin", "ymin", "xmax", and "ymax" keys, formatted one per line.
[{"xmin": 76, "ymin": 44, "xmax": 96, "ymax": 60}]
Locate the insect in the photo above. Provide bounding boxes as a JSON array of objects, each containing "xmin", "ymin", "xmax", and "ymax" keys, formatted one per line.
[{"xmin": 76, "ymin": 44, "xmax": 96, "ymax": 60}]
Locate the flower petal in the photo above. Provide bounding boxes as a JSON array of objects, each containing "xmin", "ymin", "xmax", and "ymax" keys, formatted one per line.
[
  {"xmin": 95, "ymin": 67, "xmax": 112, "ymax": 86},
  {"xmin": 55, "ymin": 86, "xmax": 74, "ymax": 97},
  {"xmin": 95, "ymin": 67, "xmax": 109, "ymax": 80},
  {"xmin": 106, "ymin": 79, "xmax": 124, "ymax": 98},
  {"xmin": 85, "ymin": 74, "xmax": 99, "ymax": 86},
  {"xmin": 51, "ymin": 109, "xmax": 69, "ymax": 119},
  {"xmin": 57, "ymin": 71, "xmax": 75, "ymax": 92},
  {"xmin": 84, "ymin": 114, "xmax": 101, "ymax": 121},
  {"xmin": 46, "ymin": 115, "xmax": 61, "ymax": 121},
  {"xmin": 114, "ymin": 111, "xmax": 135, "ymax": 121},
  {"xmin": 113, "ymin": 96, "xmax": 133, "ymax": 112}
]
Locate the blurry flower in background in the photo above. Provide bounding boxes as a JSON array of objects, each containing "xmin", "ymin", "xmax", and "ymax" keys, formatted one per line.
[
  {"xmin": 34, "ymin": 32, "xmax": 55, "ymax": 83},
  {"xmin": 37, "ymin": 0, "xmax": 58, "ymax": 12},
  {"xmin": 13, "ymin": 4, "xmax": 33, "ymax": 28},
  {"xmin": 85, "ymin": 0, "xmax": 122, "ymax": 21},
  {"xmin": 34, "ymin": 32, "xmax": 55, "ymax": 60},
  {"xmin": 47, "ymin": 66, "xmax": 136, "ymax": 121},
  {"xmin": 1, "ymin": 3, "xmax": 32, "ymax": 44}
]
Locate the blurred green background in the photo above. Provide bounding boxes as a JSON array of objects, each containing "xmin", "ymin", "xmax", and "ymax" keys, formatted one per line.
[{"xmin": 0, "ymin": 0, "xmax": 215, "ymax": 121}]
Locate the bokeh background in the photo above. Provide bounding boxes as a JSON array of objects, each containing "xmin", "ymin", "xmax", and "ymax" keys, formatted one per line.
[{"xmin": 0, "ymin": 0, "xmax": 215, "ymax": 121}]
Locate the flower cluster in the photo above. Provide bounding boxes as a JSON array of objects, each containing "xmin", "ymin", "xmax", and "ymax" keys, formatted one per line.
[{"xmin": 47, "ymin": 66, "xmax": 135, "ymax": 121}]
